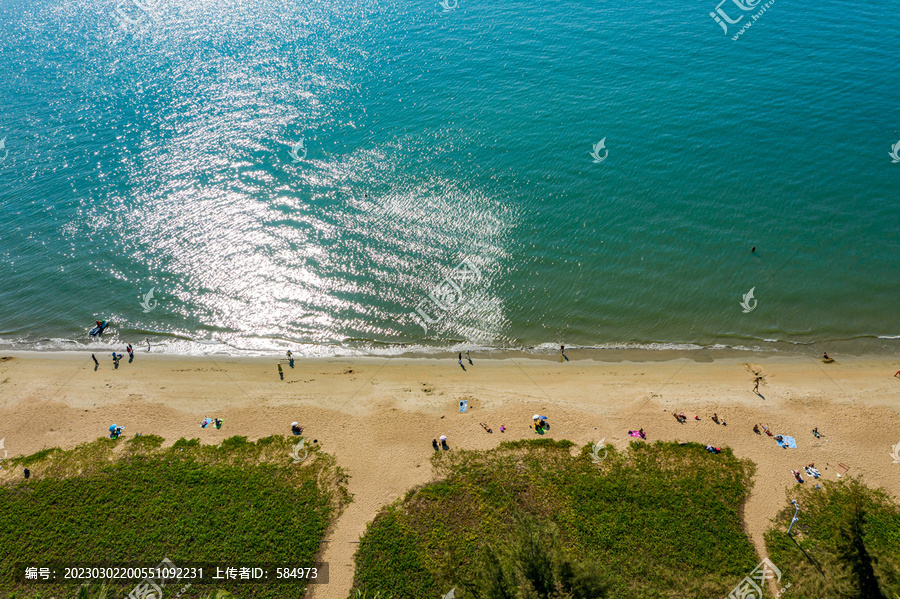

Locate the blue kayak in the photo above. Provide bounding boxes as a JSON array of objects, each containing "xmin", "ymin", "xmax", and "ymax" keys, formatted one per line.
[{"xmin": 90, "ymin": 321, "xmax": 109, "ymax": 336}]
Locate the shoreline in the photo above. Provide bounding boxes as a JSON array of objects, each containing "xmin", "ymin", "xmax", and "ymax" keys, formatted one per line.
[
  {"xmin": 2, "ymin": 349, "xmax": 899, "ymax": 599},
  {"xmin": 2, "ymin": 333, "xmax": 899, "ymax": 361},
  {"xmin": 1, "ymin": 340, "xmax": 898, "ymax": 363}
]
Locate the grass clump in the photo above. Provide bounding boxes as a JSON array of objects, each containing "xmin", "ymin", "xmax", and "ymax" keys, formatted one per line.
[
  {"xmin": 0, "ymin": 436, "xmax": 349, "ymax": 599},
  {"xmin": 765, "ymin": 477, "xmax": 900, "ymax": 598},
  {"xmin": 351, "ymin": 439, "xmax": 758, "ymax": 599}
]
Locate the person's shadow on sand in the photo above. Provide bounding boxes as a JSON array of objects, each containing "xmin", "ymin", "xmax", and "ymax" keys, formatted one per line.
[
  {"xmin": 94, "ymin": 363, "xmax": 99, "ymax": 372},
  {"xmin": 128, "ymin": 354, "xmax": 134, "ymax": 364},
  {"xmin": 459, "ymin": 362, "xmax": 466, "ymax": 371}
]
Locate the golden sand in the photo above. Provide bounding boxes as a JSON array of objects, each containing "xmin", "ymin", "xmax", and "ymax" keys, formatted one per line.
[{"xmin": 1, "ymin": 350, "xmax": 899, "ymax": 599}]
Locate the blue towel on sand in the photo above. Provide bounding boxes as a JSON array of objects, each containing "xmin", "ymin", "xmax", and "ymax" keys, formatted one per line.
[{"xmin": 777, "ymin": 435, "xmax": 797, "ymax": 449}]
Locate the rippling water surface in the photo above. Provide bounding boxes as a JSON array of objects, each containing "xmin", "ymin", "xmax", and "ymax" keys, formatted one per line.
[{"xmin": 0, "ymin": 0, "xmax": 897, "ymax": 355}]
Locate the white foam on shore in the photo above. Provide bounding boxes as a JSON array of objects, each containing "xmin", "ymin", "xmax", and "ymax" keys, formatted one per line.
[
  {"xmin": 0, "ymin": 336, "xmax": 782, "ymax": 358},
  {"xmin": 2, "ymin": 332, "xmax": 896, "ymax": 359}
]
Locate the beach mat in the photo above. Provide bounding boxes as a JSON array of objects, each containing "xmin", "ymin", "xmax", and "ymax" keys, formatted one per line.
[{"xmin": 776, "ymin": 435, "xmax": 797, "ymax": 449}]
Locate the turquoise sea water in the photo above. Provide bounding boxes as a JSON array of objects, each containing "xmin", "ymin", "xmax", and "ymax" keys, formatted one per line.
[{"xmin": 0, "ymin": 0, "xmax": 897, "ymax": 356}]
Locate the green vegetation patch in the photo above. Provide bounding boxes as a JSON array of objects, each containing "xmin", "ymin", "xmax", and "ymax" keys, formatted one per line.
[
  {"xmin": 351, "ymin": 439, "xmax": 758, "ymax": 599},
  {"xmin": 0, "ymin": 435, "xmax": 349, "ymax": 599},
  {"xmin": 765, "ymin": 477, "xmax": 900, "ymax": 599}
]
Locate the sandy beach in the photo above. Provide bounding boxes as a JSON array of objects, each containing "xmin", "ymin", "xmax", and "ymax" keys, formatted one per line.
[{"xmin": 1, "ymin": 349, "xmax": 899, "ymax": 599}]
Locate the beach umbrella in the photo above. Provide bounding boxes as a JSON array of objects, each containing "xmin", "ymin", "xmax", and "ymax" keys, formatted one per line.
[
  {"xmin": 109, "ymin": 424, "xmax": 118, "ymax": 432},
  {"xmin": 533, "ymin": 414, "xmax": 540, "ymax": 420},
  {"xmin": 439, "ymin": 435, "xmax": 447, "ymax": 441},
  {"xmin": 291, "ymin": 422, "xmax": 299, "ymax": 427}
]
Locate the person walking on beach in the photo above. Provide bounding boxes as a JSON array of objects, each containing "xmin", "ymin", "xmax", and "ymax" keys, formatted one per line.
[
  {"xmin": 278, "ymin": 363, "xmax": 284, "ymax": 380},
  {"xmin": 753, "ymin": 377, "xmax": 760, "ymax": 393},
  {"xmin": 458, "ymin": 352, "xmax": 462, "ymax": 366},
  {"xmin": 126, "ymin": 344, "xmax": 133, "ymax": 358},
  {"xmin": 466, "ymin": 350, "xmax": 472, "ymax": 365}
]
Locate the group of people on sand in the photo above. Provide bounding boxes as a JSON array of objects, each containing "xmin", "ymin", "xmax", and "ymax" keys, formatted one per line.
[
  {"xmin": 106, "ymin": 419, "xmax": 310, "ymax": 441},
  {"xmin": 672, "ymin": 411, "xmax": 726, "ymax": 425},
  {"xmin": 753, "ymin": 423, "xmax": 773, "ymax": 436},
  {"xmin": 200, "ymin": 417, "xmax": 223, "ymax": 429},
  {"xmin": 91, "ymin": 344, "xmax": 135, "ymax": 369},
  {"xmin": 791, "ymin": 464, "xmax": 820, "ymax": 484}
]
